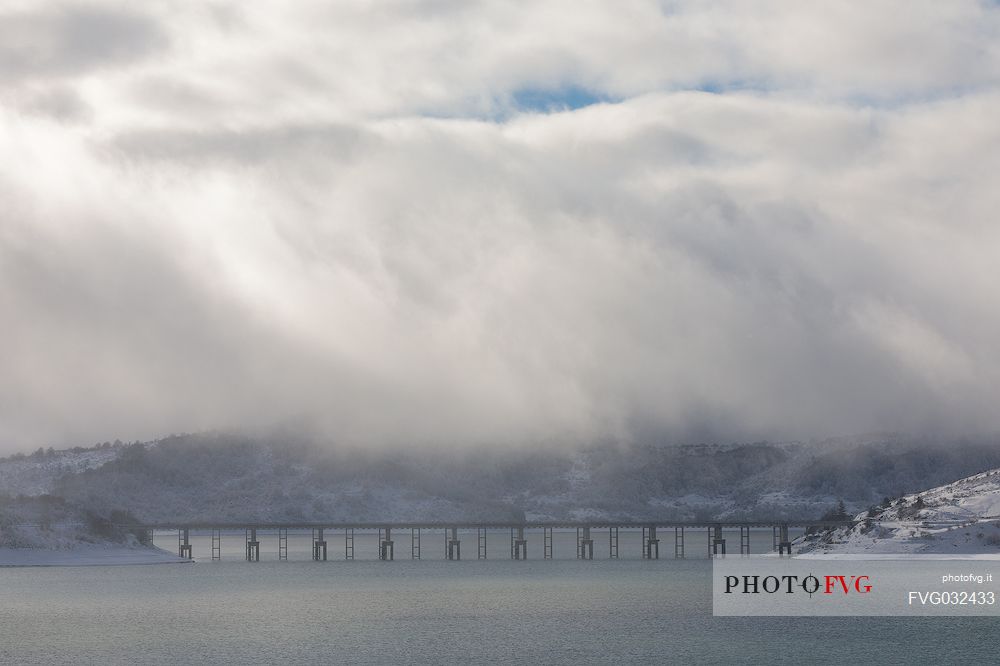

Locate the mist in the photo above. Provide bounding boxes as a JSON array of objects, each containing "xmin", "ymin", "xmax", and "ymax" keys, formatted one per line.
[{"xmin": 2, "ymin": 1, "xmax": 1000, "ymax": 452}]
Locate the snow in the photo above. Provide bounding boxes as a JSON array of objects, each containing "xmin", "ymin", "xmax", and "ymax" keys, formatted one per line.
[
  {"xmin": 794, "ymin": 553, "xmax": 1000, "ymax": 560},
  {"xmin": 0, "ymin": 544, "xmax": 191, "ymax": 567},
  {"xmin": 795, "ymin": 467, "xmax": 1000, "ymax": 555},
  {"xmin": 0, "ymin": 447, "xmax": 123, "ymax": 496},
  {"xmin": 0, "ymin": 517, "xmax": 192, "ymax": 566}
]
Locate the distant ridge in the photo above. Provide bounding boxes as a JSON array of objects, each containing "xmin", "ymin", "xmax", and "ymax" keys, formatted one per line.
[{"xmin": 4, "ymin": 432, "xmax": 1000, "ymax": 525}]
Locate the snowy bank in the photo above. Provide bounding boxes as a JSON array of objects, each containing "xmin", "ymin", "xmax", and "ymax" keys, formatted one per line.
[
  {"xmin": 793, "ymin": 552, "xmax": 1000, "ymax": 560},
  {"xmin": 0, "ymin": 544, "xmax": 191, "ymax": 567},
  {"xmin": 795, "ymin": 468, "xmax": 1000, "ymax": 555}
]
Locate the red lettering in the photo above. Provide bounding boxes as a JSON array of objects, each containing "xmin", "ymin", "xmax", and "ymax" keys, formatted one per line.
[
  {"xmin": 823, "ymin": 576, "xmax": 847, "ymax": 594},
  {"xmin": 823, "ymin": 574, "xmax": 871, "ymax": 594}
]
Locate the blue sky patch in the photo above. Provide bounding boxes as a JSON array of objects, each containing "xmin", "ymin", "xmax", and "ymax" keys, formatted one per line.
[{"xmin": 510, "ymin": 86, "xmax": 612, "ymax": 113}]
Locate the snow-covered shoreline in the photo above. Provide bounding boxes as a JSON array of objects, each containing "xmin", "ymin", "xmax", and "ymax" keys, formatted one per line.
[
  {"xmin": 793, "ymin": 552, "xmax": 1000, "ymax": 560},
  {"xmin": 0, "ymin": 545, "xmax": 192, "ymax": 567},
  {"xmin": 794, "ymin": 468, "xmax": 1000, "ymax": 556}
]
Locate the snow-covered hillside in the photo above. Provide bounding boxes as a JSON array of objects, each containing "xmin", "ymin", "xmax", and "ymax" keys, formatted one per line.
[
  {"xmin": 4, "ymin": 433, "xmax": 1000, "ymax": 525},
  {"xmin": 795, "ymin": 468, "xmax": 1000, "ymax": 555},
  {"xmin": 0, "ymin": 446, "xmax": 124, "ymax": 496}
]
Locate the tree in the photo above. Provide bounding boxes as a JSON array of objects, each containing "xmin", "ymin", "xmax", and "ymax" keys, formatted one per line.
[
  {"xmin": 821, "ymin": 499, "xmax": 850, "ymax": 521},
  {"xmin": 836, "ymin": 499, "xmax": 848, "ymax": 519}
]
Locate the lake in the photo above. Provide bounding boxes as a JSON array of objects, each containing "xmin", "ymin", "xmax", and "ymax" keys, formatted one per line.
[{"xmin": 2, "ymin": 529, "xmax": 995, "ymax": 664}]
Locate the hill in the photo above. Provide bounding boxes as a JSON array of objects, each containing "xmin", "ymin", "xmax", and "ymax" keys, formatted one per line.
[
  {"xmin": 4, "ymin": 432, "xmax": 1000, "ymax": 524},
  {"xmin": 795, "ymin": 468, "xmax": 1000, "ymax": 555}
]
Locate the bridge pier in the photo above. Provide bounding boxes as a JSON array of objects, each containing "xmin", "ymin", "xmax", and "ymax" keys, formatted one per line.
[
  {"xmin": 447, "ymin": 527, "xmax": 461, "ymax": 560},
  {"xmin": 345, "ymin": 528, "xmax": 354, "ymax": 560},
  {"xmin": 245, "ymin": 528, "xmax": 260, "ymax": 562},
  {"xmin": 739, "ymin": 526, "xmax": 750, "ymax": 555},
  {"xmin": 643, "ymin": 526, "xmax": 660, "ymax": 559},
  {"xmin": 178, "ymin": 529, "xmax": 192, "ymax": 559},
  {"xmin": 212, "ymin": 528, "xmax": 221, "ymax": 561},
  {"xmin": 511, "ymin": 527, "xmax": 527, "ymax": 560},
  {"xmin": 777, "ymin": 523, "xmax": 792, "ymax": 556},
  {"xmin": 312, "ymin": 528, "xmax": 327, "ymax": 561},
  {"xmin": 674, "ymin": 526, "xmax": 684, "ymax": 558},
  {"xmin": 543, "ymin": 527, "xmax": 554, "ymax": 559},
  {"xmin": 412, "ymin": 528, "xmax": 421, "ymax": 559},
  {"xmin": 379, "ymin": 527, "xmax": 394, "ymax": 560},
  {"xmin": 478, "ymin": 528, "xmax": 487, "ymax": 559},
  {"xmin": 577, "ymin": 527, "xmax": 594, "ymax": 560},
  {"xmin": 278, "ymin": 527, "xmax": 288, "ymax": 561},
  {"xmin": 710, "ymin": 523, "xmax": 726, "ymax": 556}
]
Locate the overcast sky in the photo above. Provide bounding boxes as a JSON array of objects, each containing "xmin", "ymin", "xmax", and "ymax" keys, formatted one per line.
[{"xmin": 1, "ymin": 1, "xmax": 999, "ymax": 452}]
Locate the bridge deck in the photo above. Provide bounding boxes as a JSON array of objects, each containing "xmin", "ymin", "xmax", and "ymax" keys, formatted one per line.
[{"xmin": 135, "ymin": 519, "xmax": 857, "ymax": 531}]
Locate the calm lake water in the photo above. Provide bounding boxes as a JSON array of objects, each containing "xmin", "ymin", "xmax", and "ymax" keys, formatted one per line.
[{"xmin": 2, "ymin": 529, "xmax": 996, "ymax": 665}]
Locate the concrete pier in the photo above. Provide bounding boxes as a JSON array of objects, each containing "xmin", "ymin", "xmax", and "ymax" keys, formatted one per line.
[
  {"xmin": 710, "ymin": 524, "xmax": 726, "ymax": 556},
  {"xmin": 643, "ymin": 526, "xmax": 660, "ymax": 559},
  {"xmin": 447, "ymin": 527, "xmax": 461, "ymax": 560},
  {"xmin": 379, "ymin": 527, "xmax": 394, "ymax": 560},
  {"xmin": 312, "ymin": 528, "xmax": 327, "ymax": 561},
  {"xmin": 511, "ymin": 527, "xmax": 527, "ymax": 560},
  {"xmin": 777, "ymin": 523, "xmax": 792, "ymax": 555},
  {"xmin": 278, "ymin": 527, "xmax": 288, "ymax": 561},
  {"xmin": 245, "ymin": 528, "xmax": 260, "ymax": 562},
  {"xmin": 178, "ymin": 529, "xmax": 192, "ymax": 559},
  {"xmin": 577, "ymin": 527, "xmax": 594, "ymax": 560}
]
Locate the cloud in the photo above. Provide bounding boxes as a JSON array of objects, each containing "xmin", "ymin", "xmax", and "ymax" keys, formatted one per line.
[
  {"xmin": 1, "ymin": 2, "xmax": 999, "ymax": 451},
  {"xmin": 0, "ymin": 4, "xmax": 168, "ymax": 81}
]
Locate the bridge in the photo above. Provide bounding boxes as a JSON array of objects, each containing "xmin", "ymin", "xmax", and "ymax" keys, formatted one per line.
[{"xmin": 132, "ymin": 519, "xmax": 858, "ymax": 562}]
